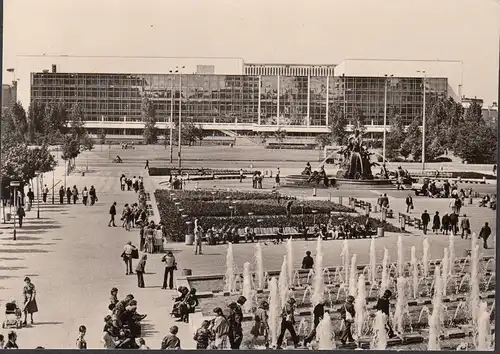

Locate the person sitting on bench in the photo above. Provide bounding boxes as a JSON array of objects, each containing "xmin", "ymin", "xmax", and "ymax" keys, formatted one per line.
[{"xmin": 244, "ymin": 226, "xmax": 255, "ymax": 243}]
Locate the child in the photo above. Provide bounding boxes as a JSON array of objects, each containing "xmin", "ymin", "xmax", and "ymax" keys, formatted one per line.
[
  {"xmin": 138, "ymin": 338, "xmax": 150, "ymax": 350},
  {"xmin": 161, "ymin": 326, "xmax": 181, "ymax": 349},
  {"xmin": 76, "ymin": 325, "xmax": 87, "ymax": 349},
  {"xmin": 193, "ymin": 320, "xmax": 211, "ymax": 349}
]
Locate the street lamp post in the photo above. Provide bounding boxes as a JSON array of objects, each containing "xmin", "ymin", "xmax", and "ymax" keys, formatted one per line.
[
  {"xmin": 382, "ymin": 74, "xmax": 394, "ymax": 163},
  {"xmin": 178, "ymin": 72, "xmax": 183, "ymax": 169},
  {"xmin": 52, "ymin": 168, "xmax": 55, "ymax": 204},
  {"xmin": 35, "ymin": 171, "xmax": 41, "ymax": 219},
  {"xmin": 417, "ymin": 70, "xmax": 427, "ymax": 170},
  {"xmin": 10, "ymin": 181, "xmax": 20, "ymax": 241},
  {"xmin": 169, "ymin": 66, "xmax": 185, "ymax": 166}
]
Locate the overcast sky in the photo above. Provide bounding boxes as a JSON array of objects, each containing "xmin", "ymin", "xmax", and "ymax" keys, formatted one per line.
[{"xmin": 3, "ymin": 0, "xmax": 499, "ymax": 103}]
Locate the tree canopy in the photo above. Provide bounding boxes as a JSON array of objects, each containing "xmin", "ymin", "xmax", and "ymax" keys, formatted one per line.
[{"xmin": 141, "ymin": 97, "xmax": 158, "ymax": 144}]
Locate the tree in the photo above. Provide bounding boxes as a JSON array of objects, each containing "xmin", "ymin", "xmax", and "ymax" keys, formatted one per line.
[
  {"xmin": 464, "ymin": 101, "xmax": 483, "ymax": 123},
  {"xmin": 329, "ymin": 103, "xmax": 348, "ymax": 145},
  {"xmin": 42, "ymin": 101, "xmax": 68, "ymax": 141},
  {"xmin": 141, "ymin": 97, "xmax": 158, "ymax": 144},
  {"xmin": 10, "ymin": 102, "xmax": 29, "ymax": 143},
  {"xmin": 27, "ymin": 100, "xmax": 46, "ymax": 142},
  {"xmin": 315, "ymin": 134, "xmax": 331, "ymax": 148},
  {"xmin": 274, "ymin": 127, "xmax": 287, "ymax": 143},
  {"xmin": 98, "ymin": 129, "xmax": 107, "ymax": 145},
  {"xmin": 404, "ymin": 120, "xmax": 422, "ymax": 161},
  {"xmin": 385, "ymin": 107, "xmax": 406, "ymax": 159},
  {"xmin": 453, "ymin": 121, "xmax": 497, "ymax": 163},
  {"xmin": 173, "ymin": 121, "xmax": 205, "ymax": 146},
  {"xmin": 61, "ymin": 135, "xmax": 80, "ymax": 166},
  {"xmin": 69, "ymin": 102, "xmax": 86, "ymax": 140},
  {"xmin": 259, "ymin": 132, "xmax": 269, "ymax": 144},
  {"xmin": 1, "ymin": 110, "xmax": 24, "ymax": 147}
]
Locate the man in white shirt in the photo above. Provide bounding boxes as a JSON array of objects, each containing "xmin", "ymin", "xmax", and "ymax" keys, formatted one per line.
[
  {"xmin": 42, "ymin": 185, "xmax": 49, "ymax": 203},
  {"xmin": 194, "ymin": 219, "xmax": 203, "ymax": 255},
  {"xmin": 122, "ymin": 241, "xmax": 137, "ymax": 275}
]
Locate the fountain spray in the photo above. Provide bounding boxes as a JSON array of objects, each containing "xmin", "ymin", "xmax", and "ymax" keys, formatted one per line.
[
  {"xmin": 379, "ymin": 248, "xmax": 389, "ymax": 297},
  {"xmin": 255, "ymin": 242, "xmax": 264, "ymax": 290},
  {"xmin": 475, "ymin": 301, "xmax": 492, "ymax": 350},
  {"xmin": 441, "ymin": 248, "xmax": 449, "ymax": 297},
  {"xmin": 469, "ymin": 237, "xmax": 480, "ymax": 326},
  {"xmin": 369, "ymin": 237, "xmax": 376, "ymax": 284},
  {"xmin": 448, "ymin": 234, "xmax": 454, "ymax": 276},
  {"xmin": 225, "ymin": 243, "xmax": 235, "ymax": 293},
  {"xmin": 422, "ymin": 238, "xmax": 430, "ymax": 277},
  {"xmin": 348, "ymin": 254, "xmax": 358, "ymax": 299},
  {"xmin": 428, "ymin": 265, "xmax": 442, "ymax": 350},
  {"xmin": 316, "ymin": 313, "xmax": 336, "ymax": 349},
  {"xmin": 410, "ymin": 246, "xmax": 418, "ymax": 299},
  {"xmin": 268, "ymin": 277, "xmax": 280, "ymax": 347},
  {"xmin": 242, "ymin": 262, "xmax": 253, "ymax": 313},
  {"xmin": 311, "ymin": 236, "xmax": 325, "ymax": 306},
  {"xmin": 397, "ymin": 235, "xmax": 403, "ymax": 277},
  {"xmin": 371, "ymin": 311, "xmax": 388, "ymax": 350},
  {"xmin": 354, "ymin": 274, "xmax": 367, "ymax": 339},
  {"xmin": 341, "ymin": 239, "xmax": 350, "ymax": 284},
  {"xmin": 278, "ymin": 255, "xmax": 288, "ymax": 306},
  {"xmin": 286, "ymin": 238, "xmax": 293, "ymax": 288},
  {"xmin": 393, "ymin": 277, "xmax": 406, "ymax": 335}
]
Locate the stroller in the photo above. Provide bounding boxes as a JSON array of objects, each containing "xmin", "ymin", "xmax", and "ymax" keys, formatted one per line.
[{"xmin": 2, "ymin": 300, "xmax": 23, "ymax": 329}]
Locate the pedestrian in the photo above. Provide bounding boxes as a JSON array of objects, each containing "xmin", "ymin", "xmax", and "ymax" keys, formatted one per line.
[
  {"xmin": 421, "ymin": 210, "xmax": 430, "ymax": 234},
  {"xmin": 76, "ymin": 325, "xmax": 87, "ymax": 349},
  {"xmin": 145, "ymin": 159, "xmax": 149, "ymax": 170},
  {"xmin": 339, "ymin": 295, "xmax": 356, "ymax": 345},
  {"xmin": 479, "ymin": 222, "xmax": 491, "ymax": 249},
  {"xmin": 375, "ymin": 290, "xmax": 395, "ymax": 338},
  {"xmin": 108, "ymin": 287, "xmax": 119, "ymax": 311},
  {"xmin": 381, "ymin": 193, "xmax": 389, "ymax": 209},
  {"xmin": 377, "ymin": 194, "xmax": 383, "ymax": 210},
  {"xmin": 22, "ymin": 277, "xmax": 38, "ymax": 325},
  {"xmin": 303, "ymin": 298, "xmax": 325, "ymax": 347},
  {"xmin": 89, "ymin": 185, "xmax": 97, "ymax": 205},
  {"xmin": 66, "ymin": 187, "xmax": 72, "ymax": 204},
  {"xmin": 161, "ymin": 326, "xmax": 181, "ymax": 349},
  {"xmin": 120, "ymin": 175, "xmax": 126, "ymax": 191},
  {"xmin": 108, "ymin": 202, "xmax": 117, "ymax": 227},
  {"xmin": 449, "ymin": 212, "xmax": 458, "ymax": 235},
  {"xmin": 4, "ymin": 331, "xmax": 18, "ymax": 349},
  {"xmin": 161, "ymin": 251, "xmax": 177, "ymax": 290},
  {"xmin": 121, "ymin": 241, "xmax": 137, "ymax": 275},
  {"xmin": 301, "ymin": 251, "xmax": 314, "ymax": 269},
  {"xmin": 138, "ymin": 338, "xmax": 150, "ymax": 350},
  {"xmin": 239, "ymin": 168, "xmax": 243, "ymax": 183},
  {"xmin": 42, "ymin": 184, "xmax": 48, "ymax": 203},
  {"xmin": 210, "ymin": 307, "xmax": 230, "ymax": 349},
  {"xmin": 454, "ymin": 197, "xmax": 462, "ymax": 215},
  {"xmin": 276, "ymin": 297, "xmax": 299, "ymax": 349},
  {"xmin": 17, "ymin": 205, "xmax": 25, "ymax": 228},
  {"xmin": 286, "ymin": 200, "xmax": 293, "ymax": 218},
  {"xmin": 136, "ymin": 254, "xmax": 147, "ymax": 288},
  {"xmin": 432, "ymin": 211, "xmax": 441, "ymax": 234},
  {"xmin": 493, "ymin": 164, "xmax": 497, "ymax": 174},
  {"xmin": 228, "ymin": 297, "xmax": 246, "ymax": 349},
  {"xmin": 257, "ymin": 173, "xmax": 263, "ymax": 189},
  {"xmin": 252, "ymin": 173, "xmax": 257, "ymax": 189},
  {"xmin": 250, "ymin": 301, "xmax": 270, "ymax": 349},
  {"xmin": 405, "ymin": 194, "xmax": 413, "ymax": 213},
  {"xmin": 441, "ymin": 213, "xmax": 450, "ymax": 235},
  {"xmin": 460, "ymin": 214, "xmax": 471, "ymax": 239},
  {"xmin": 82, "ymin": 187, "xmax": 89, "ymax": 206},
  {"xmin": 27, "ymin": 188, "xmax": 34, "ymax": 207},
  {"xmin": 71, "ymin": 185, "xmax": 79, "ymax": 204},
  {"xmin": 194, "ymin": 219, "xmax": 203, "ymax": 255},
  {"xmin": 59, "ymin": 186, "xmax": 65, "ymax": 204},
  {"xmin": 275, "ymin": 168, "xmax": 280, "ymax": 187},
  {"xmin": 193, "ymin": 320, "xmax": 211, "ymax": 349}
]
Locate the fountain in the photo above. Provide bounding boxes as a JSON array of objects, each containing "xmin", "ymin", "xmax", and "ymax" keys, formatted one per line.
[
  {"xmin": 316, "ymin": 313, "xmax": 336, "ymax": 349},
  {"xmin": 369, "ymin": 237, "xmax": 376, "ymax": 284},
  {"xmin": 422, "ymin": 238, "xmax": 430, "ymax": 278},
  {"xmin": 286, "ymin": 238, "xmax": 293, "ymax": 287},
  {"xmin": 354, "ymin": 274, "xmax": 367, "ymax": 339},
  {"xmin": 371, "ymin": 311, "xmax": 388, "ymax": 350},
  {"xmin": 341, "ymin": 239, "xmax": 350, "ymax": 284},
  {"xmin": 380, "ymin": 248, "xmax": 389, "ymax": 296},
  {"xmin": 448, "ymin": 234, "xmax": 455, "ymax": 276},
  {"xmin": 476, "ymin": 301, "xmax": 492, "ymax": 350},
  {"xmin": 428, "ymin": 265, "xmax": 443, "ymax": 350},
  {"xmin": 254, "ymin": 242, "xmax": 264, "ymax": 290},
  {"xmin": 393, "ymin": 277, "xmax": 407, "ymax": 335},
  {"xmin": 311, "ymin": 236, "xmax": 325, "ymax": 306},
  {"xmin": 268, "ymin": 277, "xmax": 280, "ymax": 348},
  {"xmin": 278, "ymin": 256, "xmax": 288, "ymax": 305},
  {"xmin": 441, "ymin": 248, "xmax": 449, "ymax": 297},
  {"xmin": 469, "ymin": 235, "xmax": 480, "ymax": 326},
  {"xmin": 242, "ymin": 262, "xmax": 253, "ymax": 313},
  {"xmin": 349, "ymin": 254, "xmax": 358, "ymax": 299},
  {"xmin": 397, "ymin": 235, "xmax": 403, "ymax": 277},
  {"xmin": 410, "ymin": 246, "xmax": 418, "ymax": 299},
  {"xmin": 225, "ymin": 243, "xmax": 236, "ymax": 293}
]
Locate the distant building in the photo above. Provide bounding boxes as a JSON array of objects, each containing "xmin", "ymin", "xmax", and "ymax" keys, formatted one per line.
[
  {"xmin": 460, "ymin": 96, "xmax": 484, "ymax": 108},
  {"xmin": 1, "ymin": 82, "xmax": 17, "ymax": 113},
  {"xmin": 482, "ymin": 104, "xmax": 498, "ymax": 125}
]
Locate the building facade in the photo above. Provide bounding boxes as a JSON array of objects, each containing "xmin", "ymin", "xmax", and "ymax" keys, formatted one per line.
[{"xmin": 17, "ymin": 56, "xmax": 463, "ymax": 138}]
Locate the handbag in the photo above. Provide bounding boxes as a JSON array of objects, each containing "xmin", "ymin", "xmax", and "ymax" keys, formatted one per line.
[{"xmin": 131, "ymin": 248, "xmax": 139, "ymax": 259}]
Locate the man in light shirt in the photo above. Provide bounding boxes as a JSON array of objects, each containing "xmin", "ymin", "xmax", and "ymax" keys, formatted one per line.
[
  {"xmin": 122, "ymin": 241, "xmax": 137, "ymax": 275},
  {"xmin": 194, "ymin": 219, "xmax": 203, "ymax": 255}
]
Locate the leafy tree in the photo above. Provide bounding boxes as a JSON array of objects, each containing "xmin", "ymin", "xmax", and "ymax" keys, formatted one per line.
[
  {"xmin": 10, "ymin": 102, "xmax": 29, "ymax": 142},
  {"xmin": 453, "ymin": 121, "xmax": 497, "ymax": 163},
  {"xmin": 464, "ymin": 101, "xmax": 483, "ymax": 123},
  {"xmin": 274, "ymin": 127, "xmax": 287, "ymax": 143},
  {"xmin": 61, "ymin": 135, "xmax": 80, "ymax": 164},
  {"xmin": 1, "ymin": 110, "xmax": 24, "ymax": 147},
  {"xmin": 173, "ymin": 121, "xmax": 205, "ymax": 146},
  {"xmin": 385, "ymin": 107, "xmax": 406, "ymax": 159},
  {"xmin": 315, "ymin": 134, "xmax": 331, "ymax": 148},
  {"xmin": 98, "ymin": 128, "xmax": 107, "ymax": 145},
  {"xmin": 27, "ymin": 101, "xmax": 46, "ymax": 142},
  {"xmin": 141, "ymin": 97, "xmax": 158, "ymax": 144},
  {"xmin": 69, "ymin": 102, "xmax": 86, "ymax": 140},
  {"xmin": 404, "ymin": 120, "xmax": 422, "ymax": 161},
  {"xmin": 42, "ymin": 101, "xmax": 68, "ymax": 140},
  {"xmin": 399, "ymin": 139, "xmax": 412, "ymax": 160},
  {"xmin": 329, "ymin": 103, "xmax": 348, "ymax": 145}
]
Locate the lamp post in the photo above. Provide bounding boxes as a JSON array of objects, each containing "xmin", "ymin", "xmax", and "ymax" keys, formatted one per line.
[
  {"xmin": 178, "ymin": 71, "xmax": 184, "ymax": 169},
  {"xmin": 168, "ymin": 67, "xmax": 184, "ymax": 163},
  {"xmin": 52, "ymin": 167, "xmax": 55, "ymax": 204},
  {"xmin": 10, "ymin": 181, "xmax": 20, "ymax": 241},
  {"xmin": 417, "ymin": 70, "xmax": 427, "ymax": 170},
  {"xmin": 382, "ymin": 74, "xmax": 394, "ymax": 163},
  {"xmin": 35, "ymin": 171, "xmax": 41, "ymax": 219}
]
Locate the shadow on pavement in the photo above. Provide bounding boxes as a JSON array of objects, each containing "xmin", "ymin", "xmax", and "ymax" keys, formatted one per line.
[
  {"xmin": 33, "ymin": 321, "xmax": 64, "ymax": 326},
  {"xmin": 0, "ymin": 275, "xmax": 20, "ymax": 279},
  {"xmin": 0, "ymin": 236, "xmax": 42, "ymax": 241},
  {"xmin": 141, "ymin": 322, "xmax": 159, "ymax": 337},
  {"xmin": 0, "ymin": 266, "xmax": 27, "ymax": 271},
  {"xmin": 1, "ymin": 243, "xmax": 56, "ymax": 247},
  {"xmin": 0, "ymin": 257, "xmax": 24, "ymax": 260},
  {"xmin": 0, "ymin": 249, "xmax": 50, "ymax": 254},
  {"xmin": 17, "ymin": 224, "xmax": 62, "ymax": 231}
]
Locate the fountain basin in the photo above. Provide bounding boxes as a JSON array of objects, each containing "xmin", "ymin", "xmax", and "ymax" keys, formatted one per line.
[{"xmin": 283, "ymin": 174, "xmax": 395, "ymax": 189}]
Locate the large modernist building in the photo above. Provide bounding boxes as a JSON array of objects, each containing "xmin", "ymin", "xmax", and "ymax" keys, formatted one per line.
[{"xmin": 15, "ymin": 55, "xmax": 464, "ymax": 139}]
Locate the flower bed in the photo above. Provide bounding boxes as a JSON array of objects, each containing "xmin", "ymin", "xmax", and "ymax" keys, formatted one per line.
[
  {"xmin": 148, "ymin": 167, "xmax": 254, "ymax": 177},
  {"xmin": 156, "ymin": 189, "xmax": 281, "ymax": 202}
]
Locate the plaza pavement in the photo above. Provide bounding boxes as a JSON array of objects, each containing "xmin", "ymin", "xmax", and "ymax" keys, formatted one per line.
[{"xmin": 0, "ymin": 146, "xmax": 496, "ymax": 349}]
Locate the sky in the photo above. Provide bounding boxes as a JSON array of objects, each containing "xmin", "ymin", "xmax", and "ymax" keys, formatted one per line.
[{"xmin": 3, "ymin": 0, "xmax": 500, "ymax": 104}]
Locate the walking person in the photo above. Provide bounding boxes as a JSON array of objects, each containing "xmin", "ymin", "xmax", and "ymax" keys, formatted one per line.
[
  {"xmin": 82, "ymin": 187, "xmax": 89, "ymax": 206},
  {"xmin": 121, "ymin": 241, "xmax": 137, "ymax": 275},
  {"xmin": 161, "ymin": 251, "xmax": 177, "ymax": 290},
  {"xmin": 122, "ymin": 204, "xmax": 131, "ymax": 231},
  {"xmin": 479, "ymin": 222, "xmax": 491, "ymax": 249},
  {"xmin": 17, "ymin": 205, "xmax": 26, "ymax": 228},
  {"xmin": 194, "ymin": 219, "xmax": 203, "ymax": 255},
  {"xmin": 27, "ymin": 188, "xmax": 34, "ymax": 207},
  {"xmin": 144, "ymin": 159, "xmax": 149, "ymax": 170},
  {"xmin": 66, "ymin": 187, "xmax": 72, "ymax": 204},
  {"xmin": 432, "ymin": 211, "xmax": 441, "ymax": 234},
  {"xmin": 421, "ymin": 210, "xmax": 430, "ymax": 235},
  {"xmin": 441, "ymin": 213, "xmax": 450, "ymax": 235},
  {"xmin": 301, "ymin": 251, "xmax": 314, "ymax": 269},
  {"xmin": 71, "ymin": 185, "xmax": 79, "ymax": 204},
  {"xmin": 108, "ymin": 202, "xmax": 117, "ymax": 227},
  {"xmin": 250, "ymin": 301, "xmax": 270, "ymax": 349},
  {"xmin": 449, "ymin": 212, "xmax": 459, "ymax": 235},
  {"xmin": 210, "ymin": 307, "xmax": 230, "ymax": 349},
  {"xmin": 405, "ymin": 194, "xmax": 413, "ymax": 213},
  {"xmin": 22, "ymin": 277, "xmax": 38, "ymax": 325},
  {"xmin": 76, "ymin": 325, "xmax": 87, "ymax": 349},
  {"xmin": 339, "ymin": 295, "xmax": 356, "ymax": 345},
  {"xmin": 239, "ymin": 168, "xmax": 243, "ymax": 183},
  {"xmin": 193, "ymin": 320, "xmax": 211, "ymax": 349},
  {"xmin": 120, "ymin": 175, "xmax": 126, "ymax": 191},
  {"xmin": 375, "ymin": 290, "xmax": 395, "ymax": 338},
  {"xmin": 303, "ymin": 298, "xmax": 325, "ymax": 347},
  {"xmin": 275, "ymin": 168, "xmax": 280, "ymax": 187},
  {"xmin": 136, "ymin": 254, "xmax": 147, "ymax": 288},
  {"xmin": 454, "ymin": 197, "xmax": 462, "ymax": 215},
  {"xmin": 228, "ymin": 301, "xmax": 244, "ymax": 349},
  {"xmin": 89, "ymin": 185, "xmax": 97, "ymax": 206},
  {"xmin": 276, "ymin": 297, "xmax": 299, "ymax": 349},
  {"xmin": 42, "ymin": 185, "xmax": 49, "ymax": 203},
  {"xmin": 161, "ymin": 326, "xmax": 181, "ymax": 349},
  {"xmin": 59, "ymin": 186, "xmax": 65, "ymax": 204},
  {"xmin": 460, "ymin": 214, "xmax": 471, "ymax": 239}
]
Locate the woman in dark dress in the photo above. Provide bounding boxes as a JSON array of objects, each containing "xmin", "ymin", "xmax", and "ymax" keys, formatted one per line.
[
  {"xmin": 432, "ymin": 211, "xmax": 441, "ymax": 234},
  {"xmin": 23, "ymin": 277, "xmax": 38, "ymax": 325}
]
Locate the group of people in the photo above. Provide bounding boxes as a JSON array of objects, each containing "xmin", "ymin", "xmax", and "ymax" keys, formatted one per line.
[{"xmin": 120, "ymin": 174, "xmax": 144, "ymax": 193}]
